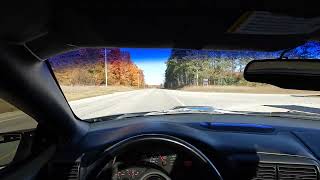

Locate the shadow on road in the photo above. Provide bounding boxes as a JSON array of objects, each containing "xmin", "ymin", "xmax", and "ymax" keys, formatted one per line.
[
  {"xmin": 263, "ymin": 105, "xmax": 320, "ymax": 114},
  {"xmin": 291, "ymin": 94, "xmax": 320, "ymax": 98}
]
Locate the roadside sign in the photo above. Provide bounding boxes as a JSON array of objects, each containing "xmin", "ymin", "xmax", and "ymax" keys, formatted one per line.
[{"xmin": 203, "ymin": 79, "xmax": 209, "ymax": 86}]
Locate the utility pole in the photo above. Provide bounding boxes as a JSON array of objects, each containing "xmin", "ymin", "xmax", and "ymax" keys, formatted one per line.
[
  {"xmin": 137, "ymin": 73, "xmax": 140, "ymax": 88},
  {"xmin": 196, "ymin": 69, "xmax": 199, "ymax": 86},
  {"xmin": 104, "ymin": 48, "xmax": 108, "ymax": 87}
]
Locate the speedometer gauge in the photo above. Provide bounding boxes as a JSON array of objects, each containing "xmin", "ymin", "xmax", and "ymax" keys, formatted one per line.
[
  {"xmin": 144, "ymin": 154, "xmax": 177, "ymax": 173},
  {"xmin": 115, "ymin": 167, "xmax": 146, "ymax": 180}
]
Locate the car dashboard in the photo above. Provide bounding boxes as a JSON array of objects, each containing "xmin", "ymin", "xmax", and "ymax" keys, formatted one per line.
[{"xmin": 48, "ymin": 113, "xmax": 320, "ymax": 180}]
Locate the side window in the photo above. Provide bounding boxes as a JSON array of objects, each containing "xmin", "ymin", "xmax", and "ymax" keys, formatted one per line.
[{"xmin": 0, "ymin": 98, "xmax": 37, "ymax": 168}]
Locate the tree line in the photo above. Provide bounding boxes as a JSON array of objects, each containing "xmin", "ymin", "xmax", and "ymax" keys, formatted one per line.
[
  {"xmin": 164, "ymin": 41, "xmax": 320, "ymax": 89},
  {"xmin": 164, "ymin": 49, "xmax": 279, "ymax": 89},
  {"xmin": 49, "ymin": 48, "xmax": 145, "ymax": 87}
]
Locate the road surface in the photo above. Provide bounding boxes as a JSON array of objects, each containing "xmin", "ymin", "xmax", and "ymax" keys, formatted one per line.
[
  {"xmin": 69, "ymin": 89, "xmax": 320, "ymax": 119},
  {"xmin": 2, "ymin": 88, "xmax": 320, "ymax": 130},
  {"xmin": 2, "ymin": 88, "xmax": 320, "ymax": 164},
  {"xmin": 0, "ymin": 111, "xmax": 37, "ymax": 133}
]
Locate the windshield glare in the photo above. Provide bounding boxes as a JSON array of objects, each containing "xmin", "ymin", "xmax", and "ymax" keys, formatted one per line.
[{"xmin": 48, "ymin": 42, "xmax": 320, "ymax": 120}]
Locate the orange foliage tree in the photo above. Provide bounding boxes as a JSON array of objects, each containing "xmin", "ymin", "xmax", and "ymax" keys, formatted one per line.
[
  {"xmin": 49, "ymin": 48, "xmax": 145, "ymax": 87},
  {"xmin": 107, "ymin": 48, "xmax": 145, "ymax": 87}
]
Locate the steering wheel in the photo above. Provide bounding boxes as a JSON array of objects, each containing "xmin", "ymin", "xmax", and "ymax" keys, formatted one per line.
[{"xmin": 91, "ymin": 134, "xmax": 223, "ymax": 180}]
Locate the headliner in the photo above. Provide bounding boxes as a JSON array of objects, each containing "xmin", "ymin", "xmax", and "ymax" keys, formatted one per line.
[{"xmin": 1, "ymin": 0, "xmax": 320, "ymax": 60}]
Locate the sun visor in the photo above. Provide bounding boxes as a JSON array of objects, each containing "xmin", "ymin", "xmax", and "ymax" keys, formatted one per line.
[{"xmin": 228, "ymin": 11, "xmax": 320, "ymax": 35}]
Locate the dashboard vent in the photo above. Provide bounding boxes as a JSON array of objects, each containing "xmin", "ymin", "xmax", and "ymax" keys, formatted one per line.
[
  {"xmin": 51, "ymin": 162, "xmax": 80, "ymax": 180},
  {"xmin": 252, "ymin": 163, "xmax": 277, "ymax": 180},
  {"xmin": 278, "ymin": 164, "xmax": 318, "ymax": 180}
]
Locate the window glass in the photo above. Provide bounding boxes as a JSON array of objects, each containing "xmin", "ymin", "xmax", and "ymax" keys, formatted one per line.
[
  {"xmin": 48, "ymin": 44, "xmax": 320, "ymax": 121},
  {"xmin": 0, "ymin": 98, "xmax": 37, "ymax": 168}
]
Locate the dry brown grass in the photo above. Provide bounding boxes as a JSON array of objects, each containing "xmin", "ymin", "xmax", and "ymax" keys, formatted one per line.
[
  {"xmin": 0, "ymin": 86, "xmax": 135, "ymax": 114},
  {"xmin": 61, "ymin": 85, "xmax": 136, "ymax": 101},
  {"xmin": 0, "ymin": 99, "xmax": 17, "ymax": 113},
  {"xmin": 180, "ymin": 85, "xmax": 320, "ymax": 94}
]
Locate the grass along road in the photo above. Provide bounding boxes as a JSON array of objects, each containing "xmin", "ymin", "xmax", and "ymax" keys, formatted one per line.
[
  {"xmin": 180, "ymin": 85, "xmax": 320, "ymax": 94},
  {"xmin": 60, "ymin": 85, "xmax": 137, "ymax": 101}
]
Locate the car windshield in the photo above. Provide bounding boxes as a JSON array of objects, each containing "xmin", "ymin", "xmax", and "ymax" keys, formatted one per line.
[{"xmin": 48, "ymin": 41, "xmax": 320, "ymax": 120}]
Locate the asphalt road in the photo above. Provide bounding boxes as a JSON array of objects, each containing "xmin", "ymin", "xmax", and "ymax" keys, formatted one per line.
[
  {"xmin": 69, "ymin": 89, "xmax": 320, "ymax": 119},
  {"xmin": 0, "ymin": 112, "xmax": 37, "ymax": 133},
  {"xmin": 2, "ymin": 88, "xmax": 320, "ymax": 129},
  {"xmin": 2, "ymin": 88, "xmax": 320, "ymax": 164},
  {"xmin": 0, "ymin": 112, "xmax": 35, "ymax": 166}
]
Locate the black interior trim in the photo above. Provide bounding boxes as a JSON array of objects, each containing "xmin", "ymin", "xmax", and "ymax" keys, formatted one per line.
[
  {"xmin": 0, "ymin": 145, "xmax": 56, "ymax": 180},
  {"xmin": 0, "ymin": 44, "xmax": 89, "ymax": 145}
]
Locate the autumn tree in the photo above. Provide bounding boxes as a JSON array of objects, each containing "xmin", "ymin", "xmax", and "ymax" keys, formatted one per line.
[
  {"xmin": 107, "ymin": 48, "xmax": 145, "ymax": 87},
  {"xmin": 49, "ymin": 48, "xmax": 145, "ymax": 87}
]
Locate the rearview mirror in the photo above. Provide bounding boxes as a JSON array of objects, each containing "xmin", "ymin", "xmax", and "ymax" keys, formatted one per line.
[{"xmin": 244, "ymin": 59, "xmax": 320, "ymax": 91}]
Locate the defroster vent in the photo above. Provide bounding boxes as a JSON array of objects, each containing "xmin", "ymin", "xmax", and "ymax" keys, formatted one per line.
[
  {"xmin": 278, "ymin": 164, "xmax": 318, "ymax": 180},
  {"xmin": 252, "ymin": 163, "xmax": 277, "ymax": 180},
  {"xmin": 252, "ymin": 163, "xmax": 318, "ymax": 180}
]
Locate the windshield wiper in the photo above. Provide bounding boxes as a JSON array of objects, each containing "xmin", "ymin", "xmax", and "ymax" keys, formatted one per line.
[
  {"xmin": 87, "ymin": 106, "xmax": 237, "ymax": 122},
  {"xmin": 145, "ymin": 106, "xmax": 242, "ymax": 116},
  {"xmin": 240, "ymin": 110, "xmax": 320, "ymax": 120},
  {"xmin": 88, "ymin": 106, "xmax": 320, "ymax": 123},
  {"xmin": 87, "ymin": 111, "xmax": 158, "ymax": 122}
]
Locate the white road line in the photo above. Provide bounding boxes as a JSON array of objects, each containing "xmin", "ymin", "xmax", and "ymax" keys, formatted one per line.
[
  {"xmin": 0, "ymin": 117, "xmax": 20, "ymax": 123},
  {"xmin": 165, "ymin": 90, "xmax": 186, "ymax": 106},
  {"xmin": 173, "ymin": 96, "xmax": 186, "ymax": 106},
  {"xmin": 0, "ymin": 152, "xmax": 13, "ymax": 162}
]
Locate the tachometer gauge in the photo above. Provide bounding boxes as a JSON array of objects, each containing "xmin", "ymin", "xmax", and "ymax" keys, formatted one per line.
[
  {"xmin": 149, "ymin": 156, "xmax": 159, "ymax": 164},
  {"xmin": 158, "ymin": 155, "xmax": 167, "ymax": 166},
  {"xmin": 145, "ymin": 154, "xmax": 177, "ymax": 173},
  {"xmin": 115, "ymin": 167, "xmax": 145, "ymax": 180}
]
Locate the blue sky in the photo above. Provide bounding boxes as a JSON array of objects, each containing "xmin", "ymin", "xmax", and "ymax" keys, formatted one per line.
[{"xmin": 121, "ymin": 48, "xmax": 171, "ymax": 85}]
